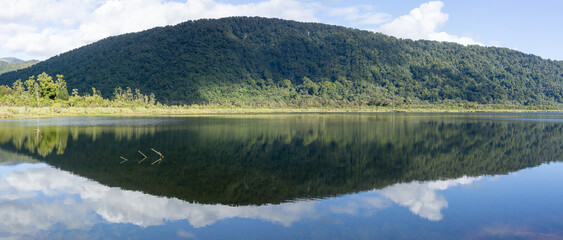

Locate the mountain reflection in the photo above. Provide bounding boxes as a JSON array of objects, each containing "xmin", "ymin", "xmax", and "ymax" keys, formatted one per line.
[
  {"xmin": 0, "ymin": 162, "xmax": 478, "ymax": 238},
  {"xmin": 0, "ymin": 115, "xmax": 562, "ymax": 206}
]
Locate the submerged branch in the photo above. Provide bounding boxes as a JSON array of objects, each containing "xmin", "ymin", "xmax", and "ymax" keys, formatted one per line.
[{"xmin": 137, "ymin": 151, "xmax": 147, "ymax": 163}]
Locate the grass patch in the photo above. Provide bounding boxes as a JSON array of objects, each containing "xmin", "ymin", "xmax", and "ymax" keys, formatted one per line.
[{"xmin": 1, "ymin": 104, "xmax": 561, "ymax": 119}]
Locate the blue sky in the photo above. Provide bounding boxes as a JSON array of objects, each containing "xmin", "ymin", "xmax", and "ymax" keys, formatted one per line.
[{"xmin": 0, "ymin": 0, "xmax": 561, "ymax": 61}]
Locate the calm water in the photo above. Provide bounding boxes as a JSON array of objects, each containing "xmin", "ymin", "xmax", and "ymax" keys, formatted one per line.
[{"xmin": 0, "ymin": 113, "xmax": 562, "ymax": 239}]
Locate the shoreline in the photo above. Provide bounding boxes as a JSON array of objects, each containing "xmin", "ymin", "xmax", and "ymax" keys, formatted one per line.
[{"xmin": 1, "ymin": 105, "xmax": 562, "ymax": 119}]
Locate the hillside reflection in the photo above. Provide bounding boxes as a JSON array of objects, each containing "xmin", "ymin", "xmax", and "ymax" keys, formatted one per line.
[
  {"xmin": 0, "ymin": 162, "xmax": 480, "ymax": 239},
  {"xmin": 0, "ymin": 115, "xmax": 562, "ymax": 205}
]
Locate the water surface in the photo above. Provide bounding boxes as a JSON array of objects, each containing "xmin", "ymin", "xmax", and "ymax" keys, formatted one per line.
[{"xmin": 0, "ymin": 113, "xmax": 562, "ymax": 239}]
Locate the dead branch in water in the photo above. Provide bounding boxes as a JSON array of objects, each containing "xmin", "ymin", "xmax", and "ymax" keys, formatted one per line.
[
  {"xmin": 138, "ymin": 151, "xmax": 147, "ymax": 163},
  {"xmin": 119, "ymin": 149, "xmax": 164, "ymax": 165},
  {"xmin": 151, "ymin": 148, "xmax": 163, "ymax": 158},
  {"xmin": 150, "ymin": 148, "xmax": 164, "ymax": 165}
]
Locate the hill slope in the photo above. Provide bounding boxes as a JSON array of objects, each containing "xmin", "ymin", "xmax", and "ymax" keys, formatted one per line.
[
  {"xmin": 0, "ymin": 59, "xmax": 39, "ymax": 75},
  {"xmin": 1, "ymin": 17, "xmax": 562, "ymax": 105},
  {"xmin": 0, "ymin": 57, "xmax": 25, "ymax": 63}
]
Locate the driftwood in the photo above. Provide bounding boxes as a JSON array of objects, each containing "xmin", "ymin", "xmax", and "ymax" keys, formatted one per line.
[
  {"xmin": 150, "ymin": 148, "xmax": 164, "ymax": 165},
  {"xmin": 137, "ymin": 151, "xmax": 147, "ymax": 163},
  {"xmin": 120, "ymin": 149, "xmax": 164, "ymax": 165}
]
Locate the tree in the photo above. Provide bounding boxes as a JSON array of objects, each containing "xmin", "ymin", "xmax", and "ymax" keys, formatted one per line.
[
  {"xmin": 24, "ymin": 76, "xmax": 40, "ymax": 106},
  {"xmin": 55, "ymin": 74, "xmax": 69, "ymax": 100},
  {"xmin": 12, "ymin": 80, "xmax": 25, "ymax": 94},
  {"xmin": 301, "ymin": 77, "xmax": 319, "ymax": 95},
  {"xmin": 37, "ymin": 72, "xmax": 56, "ymax": 99}
]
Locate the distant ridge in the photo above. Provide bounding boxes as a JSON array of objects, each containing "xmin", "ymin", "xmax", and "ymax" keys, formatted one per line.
[
  {"xmin": 0, "ymin": 17, "xmax": 562, "ymax": 106},
  {"xmin": 0, "ymin": 58, "xmax": 40, "ymax": 75},
  {"xmin": 0, "ymin": 57, "xmax": 25, "ymax": 63}
]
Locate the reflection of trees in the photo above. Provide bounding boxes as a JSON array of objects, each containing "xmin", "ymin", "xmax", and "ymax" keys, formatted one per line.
[
  {"xmin": 0, "ymin": 148, "xmax": 38, "ymax": 164},
  {"xmin": 0, "ymin": 125, "xmax": 158, "ymax": 157},
  {"xmin": 1, "ymin": 115, "xmax": 562, "ymax": 205},
  {"xmin": 0, "ymin": 127, "xmax": 69, "ymax": 157}
]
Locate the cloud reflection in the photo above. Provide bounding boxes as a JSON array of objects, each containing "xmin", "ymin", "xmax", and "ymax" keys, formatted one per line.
[
  {"xmin": 0, "ymin": 163, "xmax": 317, "ymax": 237},
  {"xmin": 379, "ymin": 177, "xmax": 479, "ymax": 221},
  {"xmin": 0, "ymin": 163, "xmax": 477, "ymax": 237}
]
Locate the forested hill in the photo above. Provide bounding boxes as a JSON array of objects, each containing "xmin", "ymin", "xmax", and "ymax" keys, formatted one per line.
[
  {"xmin": 0, "ymin": 59, "xmax": 39, "ymax": 75},
  {"xmin": 1, "ymin": 17, "xmax": 562, "ymax": 106}
]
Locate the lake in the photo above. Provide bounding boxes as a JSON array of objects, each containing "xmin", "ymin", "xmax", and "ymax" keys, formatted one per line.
[{"xmin": 1, "ymin": 113, "xmax": 562, "ymax": 239}]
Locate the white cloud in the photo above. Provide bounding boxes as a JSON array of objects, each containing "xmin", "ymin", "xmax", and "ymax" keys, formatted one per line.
[
  {"xmin": 0, "ymin": 0, "xmax": 482, "ymax": 60},
  {"xmin": 378, "ymin": 1, "xmax": 481, "ymax": 46},
  {"xmin": 0, "ymin": 0, "xmax": 321, "ymax": 60},
  {"xmin": 379, "ymin": 176, "xmax": 479, "ymax": 221},
  {"xmin": 328, "ymin": 6, "xmax": 391, "ymax": 26},
  {"xmin": 327, "ymin": 194, "xmax": 390, "ymax": 216}
]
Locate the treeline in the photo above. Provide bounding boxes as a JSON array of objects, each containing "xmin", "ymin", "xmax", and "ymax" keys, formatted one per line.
[
  {"xmin": 0, "ymin": 72, "xmax": 158, "ymax": 107},
  {"xmin": 1, "ymin": 17, "xmax": 563, "ymax": 106}
]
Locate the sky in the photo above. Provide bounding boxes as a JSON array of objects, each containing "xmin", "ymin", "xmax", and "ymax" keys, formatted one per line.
[{"xmin": 0, "ymin": 0, "xmax": 561, "ymax": 61}]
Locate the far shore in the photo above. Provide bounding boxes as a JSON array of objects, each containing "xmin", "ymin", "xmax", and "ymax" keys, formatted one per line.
[{"xmin": 1, "ymin": 105, "xmax": 562, "ymax": 119}]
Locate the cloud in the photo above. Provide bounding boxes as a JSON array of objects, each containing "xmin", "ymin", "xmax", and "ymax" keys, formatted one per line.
[
  {"xmin": 379, "ymin": 176, "xmax": 479, "ymax": 221},
  {"xmin": 327, "ymin": 6, "xmax": 391, "ymax": 26},
  {"xmin": 0, "ymin": 0, "xmax": 482, "ymax": 60},
  {"xmin": 378, "ymin": 1, "xmax": 481, "ymax": 46},
  {"xmin": 0, "ymin": 0, "xmax": 321, "ymax": 60},
  {"xmin": 177, "ymin": 229, "xmax": 196, "ymax": 239}
]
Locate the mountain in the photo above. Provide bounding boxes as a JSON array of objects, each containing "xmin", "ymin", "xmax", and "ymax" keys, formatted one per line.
[
  {"xmin": 0, "ymin": 58, "xmax": 39, "ymax": 75},
  {"xmin": 1, "ymin": 17, "xmax": 562, "ymax": 105},
  {"xmin": 0, "ymin": 57, "xmax": 25, "ymax": 63}
]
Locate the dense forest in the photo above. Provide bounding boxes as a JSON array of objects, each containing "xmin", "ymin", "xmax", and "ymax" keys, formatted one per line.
[
  {"xmin": 1, "ymin": 115, "xmax": 561, "ymax": 205},
  {"xmin": 0, "ymin": 72, "xmax": 157, "ymax": 107},
  {"xmin": 1, "ymin": 17, "xmax": 563, "ymax": 106},
  {"xmin": 0, "ymin": 59, "xmax": 39, "ymax": 75}
]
